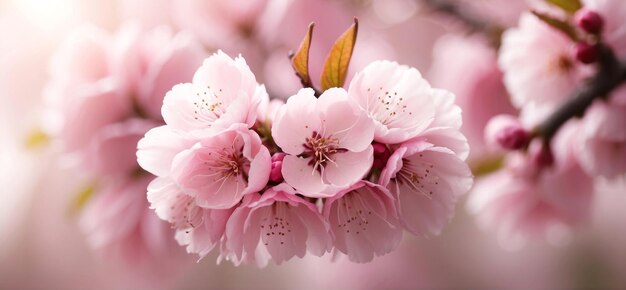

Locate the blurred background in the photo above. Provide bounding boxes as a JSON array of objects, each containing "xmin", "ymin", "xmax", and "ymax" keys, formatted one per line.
[{"xmin": 1, "ymin": 0, "xmax": 625, "ymax": 289}]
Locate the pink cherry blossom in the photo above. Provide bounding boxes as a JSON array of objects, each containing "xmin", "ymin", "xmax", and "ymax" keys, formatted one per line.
[
  {"xmin": 417, "ymin": 88, "xmax": 470, "ymax": 161},
  {"xmin": 80, "ymin": 175, "xmax": 184, "ymax": 263},
  {"xmin": 379, "ymin": 140, "xmax": 473, "ymax": 236},
  {"xmin": 577, "ymin": 100, "xmax": 626, "ymax": 179},
  {"xmin": 224, "ymin": 183, "xmax": 331, "ymax": 267},
  {"xmin": 468, "ymin": 122, "xmax": 594, "ymax": 243},
  {"xmin": 347, "ymin": 60, "xmax": 436, "ymax": 144},
  {"xmin": 161, "ymin": 50, "xmax": 267, "ymax": 135},
  {"xmin": 272, "ymin": 88, "xmax": 375, "ymax": 197},
  {"xmin": 323, "ymin": 181, "xmax": 402, "ymax": 263},
  {"xmin": 154, "ymin": 124, "xmax": 271, "ymax": 209},
  {"xmin": 499, "ymin": 12, "xmax": 591, "ymax": 110},
  {"xmin": 146, "ymin": 177, "xmax": 234, "ymax": 259}
]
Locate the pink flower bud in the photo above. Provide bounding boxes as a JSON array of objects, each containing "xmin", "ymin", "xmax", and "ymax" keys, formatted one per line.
[
  {"xmin": 574, "ymin": 8, "xmax": 604, "ymax": 34},
  {"xmin": 485, "ymin": 115, "xmax": 530, "ymax": 150},
  {"xmin": 372, "ymin": 142, "xmax": 391, "ymax": 170},
  {"xmin": 269, "ymin": 152, "xmax": 286, "ymax": 183},
  {"xmin": 529, "ymin": 141, "xmax": 554, "ymax": 168},
  {"xmin": 574, "ymin": 42, "xmax": 598, "ymax": 64}
]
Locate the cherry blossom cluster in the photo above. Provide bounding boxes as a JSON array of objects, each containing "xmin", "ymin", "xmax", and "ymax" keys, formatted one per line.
[
  {"xmin": 137, "ymin": 51, "xmax": 473, "ymax": 266},
  {"xmin": 464, "ymin": 0, "xmax": 626, "ymax": 244}
]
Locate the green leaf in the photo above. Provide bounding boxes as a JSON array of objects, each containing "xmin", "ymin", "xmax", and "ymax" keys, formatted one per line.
[
  {"xmin": 320, "ymin": 18, "xmax": 358, "ymax": 91},
  {"xmin": 290, "ymin": 22, "xmax": 315, "ymax": 88},
  {"xmin": 532, "ymin": 11, "xmax": 578, "ymax": 41},
  {"xmin": 545, "ymin": 0, "xmax": 582, "ymax": 13},
  {"xmin": 24, "ymin": 128, "xmax": 50, "ymax": 150},
  {"xmin": 471, "ymin": 156, "xmax": 504, "ymax": 177}
]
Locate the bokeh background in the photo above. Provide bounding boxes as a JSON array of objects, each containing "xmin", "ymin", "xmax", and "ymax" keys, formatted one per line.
[{"xmin": 1, "ymin": 0, "xmax": 625, "ymax": 289}]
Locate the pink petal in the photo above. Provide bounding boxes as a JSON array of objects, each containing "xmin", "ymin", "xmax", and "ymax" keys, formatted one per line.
[
  {"xmin": 137, "ymin": 125, "xmax": 193, "ymax": 177},
  {"xmin": 323, "ymin": 147, "xmax": 374, "ymax": 188},
  {"xmin": 282, "ymin": 155, "xmax": 328, "ymax": 197},
  {"xmin": 271, "ymin": 88, "xmax": 320, "ymax": 155}
]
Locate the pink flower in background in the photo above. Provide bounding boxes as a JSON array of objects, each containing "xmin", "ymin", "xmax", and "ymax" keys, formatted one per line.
[
  {"xmin": 85, "ymin": 119, "xmax": 158, "ymax": 177},
  {"xmin": 323, "ymin": 181, "xmax": 402, "ymax": 263},
  {"xmin": 45, "ymin": 24, "xmax": 206, "ymax": 166},
  {"xmin": 223, "ymin": 184, "xmax": 331, "ymax": 267},
  {"xmin": 468, "ymin": 123, "xmax": 594, "ymax": 244},
  {"xmin": 147, "ymin": 177, "xmax": 234, "ymax": 259},
  {"xmin": 429, "ymin": 34, "xmax": 516, "ymax": 161},
  {"xmin": 348, "ymin": 60, "xmax": 435, "ymax": 144},
  {"xmin": 112, "ymin": 25, "xmax": 208, "ymax": 119},
  {"xmin": 44, "ymin": 23, "xmax": 206, "ymax": 263},
  {"xmin": 499, "ymin": 12, "xmax": 591, "ymax": 111},
  {"xmin": 80, "ymin": 175, "xmax": 184, "ymax": 262},
  {"xmin": 272, "ymin": 88, "xmax": 375, "ymax": 197},
  {"xmin": 577, "ymin": 100, "xmax": 626, "ymax": 179},
  {"xmin": 172, "ymin": 0, "xmax": 269, "ymax": 49},
  {"xmin": 161, "ymin": 50, "xmax": 267, "ymax": 134},
  {"xmin": 379, "ymin": 140, "xmax": 473, "ymax": 236}
]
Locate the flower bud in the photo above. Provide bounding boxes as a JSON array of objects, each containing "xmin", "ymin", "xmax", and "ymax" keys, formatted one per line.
[
  {"xmin": 269, "ymin": 152, "xmax": 286, "ymax": 183},
  {"xmin": 485, "ymin": 115, "xmax": 530, "ymax": 150},
  {"xmin": 372, "ymin": 142, "xmax": 391, "ymax": 169},
  {"xmin": 574, "ymin": 8, "xmax": 604, "ymax": 34},
  {"xmin": 529, "ymin": 141, "xmax": 554, "ymax": 168},
  {"xmin": 574, "ymin": 42, "xmax": 598, "ymax": 64}
]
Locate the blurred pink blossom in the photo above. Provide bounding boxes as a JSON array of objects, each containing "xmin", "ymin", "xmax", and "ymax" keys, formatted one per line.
[
  {"xmin": 577, "ymin": 100, "xmax": 626, "ymax": 179},
  {"xmin": 430, "ymin": 34, "xmax": 516, "ymax": 161},
  {"xmin": 499, "ymin": 12, "xmax": 591, "ymax": 112},
  {"xmin": 43, "ymin": 23, "xmax": 206, "ymax": 264},
  {"xmin": 468, "ymin": 123, "xmax": 594, "ymax": 245}
]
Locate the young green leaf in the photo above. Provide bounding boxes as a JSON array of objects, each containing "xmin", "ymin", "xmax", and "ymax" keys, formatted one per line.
[
  {"xmin": 545, "ymin": 0, "xmax": 582, "ymax": 14},
  {"xmin": 532, "ymin": 11, "xmax": 579, "ymax": 41},
  {"xmin": 320, "ymin": 18, "xmax": 358, "ymax": 91},
  {"xmin": 290, "ymin": 22, "xmax": 315, "ymax": 88}
]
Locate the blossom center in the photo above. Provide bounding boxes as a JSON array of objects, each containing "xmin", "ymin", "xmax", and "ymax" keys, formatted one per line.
[
  {"xmin": 260, "ymin": 202, "xmax": 292, "ymax": 246},
  {"xmin": 171, "ymin": 194, "xmax": 204, "ymax": 232},
  {"xmin": 336, "ymin": 192, "xmax": 372, "ymax": 235},
  {"xmin": 201, "ymin": 143, "xmax": 250, "ymax": 182},
  {"xmin": 302, "ymin": 131, "xmax": 346, "ymax": 172},
  {"xmin": 365, "ymin": 87, "xmax": 412, "ymax": 126},
  {"xmin": 193, "ymin": 85, "xmax": 227, "ymax": 125}
]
